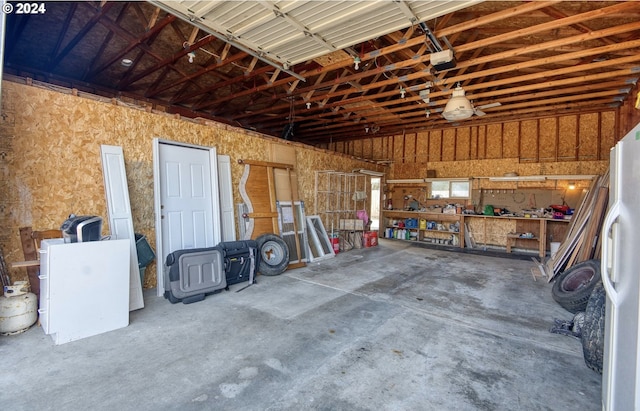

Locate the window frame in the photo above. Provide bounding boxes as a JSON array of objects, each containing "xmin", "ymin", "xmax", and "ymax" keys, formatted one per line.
[{"xmin": 427, "ymin": 178, "xmax": 470, "ymax": 199}]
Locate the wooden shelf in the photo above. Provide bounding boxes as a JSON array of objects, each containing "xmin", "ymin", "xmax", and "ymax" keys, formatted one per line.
[{"xmin": 382, "ymin": 210, "xmax": 464, "ymax": 248}]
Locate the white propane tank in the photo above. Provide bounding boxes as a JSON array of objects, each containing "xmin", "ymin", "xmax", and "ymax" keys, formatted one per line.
[{"xmin": 0, "ymin": 281, "xmax": 38, "ymax": 335}]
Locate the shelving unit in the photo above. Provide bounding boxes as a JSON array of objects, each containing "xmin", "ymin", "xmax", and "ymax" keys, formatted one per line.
[
  {"xmin": 315, "ymin": 171, "xmax": 368, "ymax": 235},
  {"xmin": 382, "ymin": 210, "xmax": 465, "ymax": 248}
]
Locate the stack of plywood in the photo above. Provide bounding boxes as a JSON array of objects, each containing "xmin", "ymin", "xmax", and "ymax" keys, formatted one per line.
[{"xmin": 546, "ymin": 171, "xmax": 609, "ymax": 282}]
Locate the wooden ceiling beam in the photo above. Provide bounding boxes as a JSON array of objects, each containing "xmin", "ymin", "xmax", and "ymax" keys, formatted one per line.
[
  {"xmin": 224, "ymin": 7, "xmax": 640, "ymax": 123},
  {"xmin": 301, "ymin": 98, "xmax": 618, "ymax": 142},
  {"xmin": 435, "ymin": 1, "xmax": 562, "ymax": 38},
  {"xmin": 120, "ymin": 33, "xmax": 216, "ymax": 88},
  {"xmin": 48, "ymin": 2, "xmax": 115, "ymax": 71},
  {"xmin": 540, "ymin": 5, "xmax": 616, "ymax": 46},
  {"xmin": 87, "ymin": 13, "xmax": 176, "ymax": 80},
  {"xmin": 82, "ymin": 3, "xmax": 130, "ymax": 81}
]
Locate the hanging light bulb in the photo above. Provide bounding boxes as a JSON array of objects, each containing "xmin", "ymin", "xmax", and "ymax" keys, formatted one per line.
[
  {"xmin": 306, "ymin": 102, "xmax": 311, "ymax": 109},
  {"xmin": 425, "ymin": 109, "xmax": 430, "ymax": 118},
  {"xmin": 188, "ymin": 51, "xmax": 196, "ymax": 63},
  {"xmin": 400, "ymin": 87, "xmax": 406, "ymax": 99},
  {"xmin": 354, "ymin": 56, "xmax": 361, "ymax": 70}
]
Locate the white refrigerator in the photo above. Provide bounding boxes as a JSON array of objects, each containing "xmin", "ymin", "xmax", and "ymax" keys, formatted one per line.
[{"xmin": 602, "ymin": 120, "xmax": 640, "ymax": 410}]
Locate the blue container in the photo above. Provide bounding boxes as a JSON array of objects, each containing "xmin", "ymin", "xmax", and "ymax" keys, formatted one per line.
[{"xmin": 405, "ymin": 218, "xmax": 418, "ymax": 228}]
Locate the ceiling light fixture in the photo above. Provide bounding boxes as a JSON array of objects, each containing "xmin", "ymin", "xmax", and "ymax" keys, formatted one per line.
[
  {"xmin": 442, "ymin": 85, "xmax": 474, "ymax": 121},
  {"xmin": 121, "ymin": 58, "xmax": 133, "ymax": 67},
  {"xmin": 354, "ymin": 56, "xmax": 361, "ymax": 70},
  {"xmin": 400, "ymin": 87, "xmax": 406, "ymax": 99},
  {"xmin": 306, "ymin": 102, "xmax": 311, "ymax": 109},
  {"xmin": 188, "ymin": 51, "xmax": 196, "ymax": 63},
  {"xmin": 568, "ymin": 182, "xmax": 576, "ymax": 190}
]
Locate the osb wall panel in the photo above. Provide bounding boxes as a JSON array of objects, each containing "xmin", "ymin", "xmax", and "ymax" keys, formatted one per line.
[
  {"xmin": 470, "ymin": 127, "xmax": 479, "ymax": 160},
  {"xmin": 578, "ymin": 113, "xmax": 599, "ymax": 160},
  {"xmin": 403, "ymin": 133, "xmax": 417, "ymax": 163},
  {"xmin": 600, "ymin": 112, "xmax": 616, "ymax": 159},
  {"xmin": 0, "ymin": 81, "xmax": 376, "ymax": 288},
  {"xmin": 428, "ymin": 130, "xmax": 442, "ymax": 162},
  {"xmin": 520, "ymin": 120, "xmax": 538, "ymax": 162},
  {"xmin": 416, "ymin": 132, "xmax": 429, "ymax": 162},
  {"xmin": 393, "ymin": 133, "xmax": 404, "ymax": 164},
  {"xmin": 442, "ymin": 129, "xmax": 456, "ymax": 161},
  {"xmin": 478, "ymin": 125, "xmax": 487, "ymax": 159},
  {"xmin": 503, "ymin": 122, "xmax": 519, "ymax": 158},
  {"xmin": 539, "ymin": 118, "xmax": 557, "ymax": 162},
  {"xmin": 456, "ymin": 128, "xmax": 471, "ymax": 161},
  {"xmin": 558, "ymin": 116, "xmax": 578, "ymax": 160},
  {"xmin": 486, "ymin": 124, "xmax": 502, "ymax": 159}
]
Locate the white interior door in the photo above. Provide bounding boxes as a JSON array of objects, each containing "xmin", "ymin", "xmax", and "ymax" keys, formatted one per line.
[
  {"xmin": 100, "ymin": 145, "xmax": 144, "ymax": 311},
  {"xmin": 153, "ymin": 139, "xmax": 221, "ymax": 296},
  {"xmin": 217, "ymin": 154, "xmax": 236, "ymax": 242}
]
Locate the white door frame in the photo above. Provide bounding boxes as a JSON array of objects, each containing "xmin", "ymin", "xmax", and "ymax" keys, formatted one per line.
[{"xmin": 153, "ymin": 138, "xmax": 221, "ymax": 297}]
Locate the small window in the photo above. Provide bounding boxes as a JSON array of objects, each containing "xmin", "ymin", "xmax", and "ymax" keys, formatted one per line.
[
  {"xmin": 430, "ymin": 181, "xmax": 450, "ymax": 199},
  {"xmin": 451, "ymin": 181, "xmax": 470, "ymax": 198},
  {"xmin": 429, "ymin": 180, "xmax": 470, "ymax": 199}
]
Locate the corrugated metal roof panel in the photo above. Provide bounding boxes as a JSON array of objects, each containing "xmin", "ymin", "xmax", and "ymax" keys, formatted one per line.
[{"xmin": 153, "ymin": 0, "xmax": 482, "ymax": 66}]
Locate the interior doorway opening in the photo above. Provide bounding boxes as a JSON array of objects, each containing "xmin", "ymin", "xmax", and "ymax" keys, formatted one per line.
[{"xmin": 370, "ymin": 177, "xmax": 381, "ymax": 230}]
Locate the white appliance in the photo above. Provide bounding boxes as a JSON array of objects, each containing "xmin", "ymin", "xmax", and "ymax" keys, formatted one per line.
[
  {"xmin": 39, "ymin": 238, "xmax": 130, "ymax": 345},
  {"xmin": 601, "ymin": 120, "xmax": 640, "ymax": 409}
]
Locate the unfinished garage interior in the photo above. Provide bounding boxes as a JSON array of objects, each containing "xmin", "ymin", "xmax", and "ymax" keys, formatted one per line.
[{"xmin": 1, "ymin": 1, "xmax": 640, "ymax": 409}]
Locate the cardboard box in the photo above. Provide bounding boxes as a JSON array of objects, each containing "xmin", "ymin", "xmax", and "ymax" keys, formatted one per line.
[{"xmin": 339, "ymin": 219, "xmax": 364, "ymax": 230}]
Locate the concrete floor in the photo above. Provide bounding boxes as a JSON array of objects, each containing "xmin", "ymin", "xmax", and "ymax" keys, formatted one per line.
[{"xmin": 1, "ymin": 239, "xmax": 601, "ymax": 410}]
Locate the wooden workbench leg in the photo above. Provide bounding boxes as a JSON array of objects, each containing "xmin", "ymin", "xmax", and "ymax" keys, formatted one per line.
[{"xmin": 539, "ymin": 219, "xmax": 547, "ymax": 258}]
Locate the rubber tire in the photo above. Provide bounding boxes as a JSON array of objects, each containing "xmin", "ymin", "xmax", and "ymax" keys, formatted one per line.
[
  {"xmin": 256, "ymin": 234, "xmax": 289, "ymax": 276},
  {"xmin": 552, "ymin": 259, "xmax": 601, "ymax": 313},
  {"xmin": 581, "ymin": 281, "xmax": 605, "ymax": 374}
]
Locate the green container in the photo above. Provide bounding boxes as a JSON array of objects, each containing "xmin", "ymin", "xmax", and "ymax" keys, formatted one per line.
[{"xmin": 135, "ymin": 233, "xmax": 156, "ymax": 268}]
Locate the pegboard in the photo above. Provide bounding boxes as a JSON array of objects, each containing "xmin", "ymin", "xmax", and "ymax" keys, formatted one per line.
[{"xmin": 474, "ymin": 188, "xmax": 584, "ymax": 213}]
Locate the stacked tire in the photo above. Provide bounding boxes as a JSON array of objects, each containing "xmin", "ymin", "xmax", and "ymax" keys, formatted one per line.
[
  {"xmin": 551, "ymin": 259, "xmax": 605, "ymax": 373},
  {"xmin": 581, "ymin": 281, "xmax": 605, "ymax": 373},
  {"xmin": 551, "ymin": 260, "xmax": 601, "ymax": 313}
]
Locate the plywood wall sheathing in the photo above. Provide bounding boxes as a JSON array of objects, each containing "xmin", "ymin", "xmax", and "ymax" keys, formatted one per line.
[
  {"xmin": 558, "ymin": 116, "xmax": 578, "ymax": 160},
  {"xmin": 539, "ymin": 118, "xmax": 557, "ymax": 162},
  {"xmin": 442, "ymin": 129, "xmax": 456, "ymax": 161},
  {"xmin": 0, "ymin": 81, "xmax": 377, "ymax": 288},
  {"xmin": 503, "ymin": 122, "xmax": 519, "ymax": 158},
  {"xmin": 486, "ymin": 124, "xmax": 502, "ymax": 159},
  {"xmin": 579, "ymin": 113, "xmax": 599, "ymax": 160}
]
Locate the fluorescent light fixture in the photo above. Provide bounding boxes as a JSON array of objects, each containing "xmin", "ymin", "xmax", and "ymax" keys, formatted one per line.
[
  {"xmin": 387, "ymin": 179, "xmax": 425, "ymax": 184},
  {"xmin": 488, "ymin": 176, "xmax": 546, "ymax": 182},
  {"xmin": 354, "ymin": 169, "xmax": 385, "ymax": 177}
]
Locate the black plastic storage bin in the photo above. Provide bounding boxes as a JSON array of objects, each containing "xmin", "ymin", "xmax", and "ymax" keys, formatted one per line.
[
  {"xmin": 135, "ymin": 234, "xmax": 156, "ymax": 287},
  {"xmin": 135, "ymin": 233, "xmax": 156, "ymax": 268}
]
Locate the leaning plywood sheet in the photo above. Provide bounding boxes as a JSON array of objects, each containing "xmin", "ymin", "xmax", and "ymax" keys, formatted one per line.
[{"xmin": 546, "ymin": 172, "xmax": 609, "ymax": 282}]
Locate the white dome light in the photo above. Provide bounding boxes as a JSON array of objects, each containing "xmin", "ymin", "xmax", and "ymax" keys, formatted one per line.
[{"xmin": 442, "ymin": 86, "xmax": 474, "ymax": 121}]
